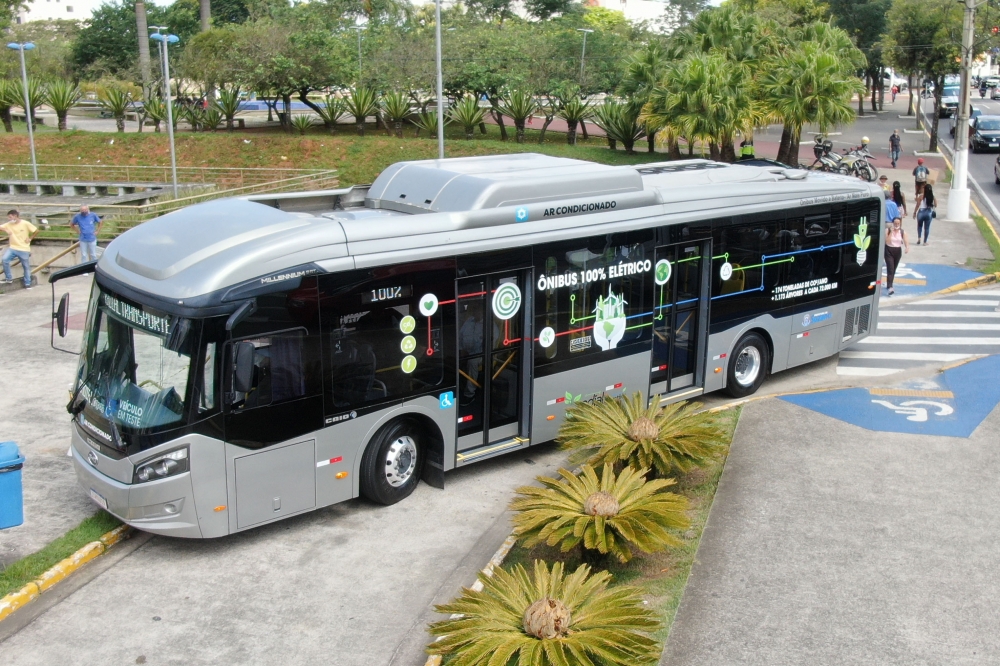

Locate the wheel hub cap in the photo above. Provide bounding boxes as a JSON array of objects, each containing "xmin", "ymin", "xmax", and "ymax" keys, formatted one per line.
[
  {"xmin": 385, "ymin": 436, "xmax": 417, "ymax": 487},
  {"xmin": 734, "ymin": 347, "xmax": 761, "ymax": 387}
]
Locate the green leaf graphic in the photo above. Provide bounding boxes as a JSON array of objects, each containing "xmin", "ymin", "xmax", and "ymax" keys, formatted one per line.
[
  {"xmin": 863, "ymin": 236, "xmax": 871, "ymax": 250},
  {"xmin": 565, "ymin": 391, "xmax": 573, "ymax": 403},
  {"xmin": 575, "ymin": 394, "xmax": 582, "ymax": 403}
]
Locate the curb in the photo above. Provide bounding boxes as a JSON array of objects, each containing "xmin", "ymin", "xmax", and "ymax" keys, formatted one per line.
[
  {"xmin": 932, "ymin": 271, "xmax": 1000, "ymax": 295},
  {"xmin": 0, "ymin": 524, "xmax": 131, "ymax": 623}
]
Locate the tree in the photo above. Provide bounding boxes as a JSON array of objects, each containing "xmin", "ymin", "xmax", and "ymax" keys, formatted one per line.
[
  {"xmin": 45, "ymin": 80, "xmax": 82, "ymax": 131},
  {"xmin": 826, "ymin": 0, "xmax": 891, "ymax": 114},
  {"xmin": 98, "ymin": 86, "xmax": 134, "ymax": 132},
  {"xmin": 0, "ymin": 80, "xmax": 18, "ymax": 132},
  {"xmin": 661, "ymin": 0, "xmax": 709, "ymax": 32},
  {"xmin": 558, "ymin": 96, "xmax": 591, "ymax": 145},
  {"xmin": 499, "ymin": 89, "xmax": 537, "ymax": 143},
  {"xmin": 73, "ymin": 1, "xmax": 168, "ymax": 78},
  {"xmin": 448, "ymin": 94, "xmax": 488, "ymax": 139},
  {"xmin": 524, "ymin": 0, "xmax": 572, "ymax": 21},
  {"xmin": 136, "ymin": 0, "xmax": 152, "ymax": 86},
  {"xmin": 0, "ymin": 21, "xmax": 81, "ymax": 82},
  {"xmin": 428, "ymin": 560, "xmax": 662, "ymax": 666},
  {"xmin": 201, "ymin": 0, "xmax": 211, "ymax": 31}
]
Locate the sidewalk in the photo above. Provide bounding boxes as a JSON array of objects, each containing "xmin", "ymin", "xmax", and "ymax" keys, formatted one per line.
[{"xmin": 661, "ymin": 354, "xmax": 1000, "ymax": 664}]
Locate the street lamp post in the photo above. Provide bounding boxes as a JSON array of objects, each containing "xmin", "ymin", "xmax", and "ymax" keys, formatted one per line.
[
  {"xmin": 576, "ymin": 29, "xmax": 594, "ymax": 87},
  {"xmin": 435, "ymin": 0, "xmax": 445, "ymax": 159},
  {"xmin": 6, "ymin": 42, "xmax": 37, "ymax": 181},
  {"xmin": 150, "ymin": 28, "xmax": 180, "ymax": 197},
  {"xmin": 350, "ymin": 24, "xmax": 363, "ymax": 83}
]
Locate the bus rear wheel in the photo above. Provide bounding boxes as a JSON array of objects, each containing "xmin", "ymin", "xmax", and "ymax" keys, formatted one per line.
[
  {"xmin": 360, "ymin": 419, "xmax": 424, "ymax": 505},
  {"xmin": 725, "ymin": 332, "xmax": 770, "ymax": 398}
]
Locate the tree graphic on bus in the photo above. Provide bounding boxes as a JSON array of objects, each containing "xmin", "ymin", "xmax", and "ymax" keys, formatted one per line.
[
  {"xmin": 592, "ymin": 291, "xmax": 627, "ymax": 350},
  {"xmin": 854, "ymin": 217, "xmax": 870, "ymax": 266}
]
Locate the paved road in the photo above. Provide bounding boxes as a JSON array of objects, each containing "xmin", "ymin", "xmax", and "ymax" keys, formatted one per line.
[{"xmin": 838, "ymin": 286, "xmax": 1000, "ymax": 377}]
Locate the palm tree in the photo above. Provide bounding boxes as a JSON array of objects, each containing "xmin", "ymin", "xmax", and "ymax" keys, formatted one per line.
[
  {"xmin": 592, "ymin": 99, "xmax": 646, "ymax": 155},
  {"xmin": 448, "ymin": 95, "xmax": 488, "ymax": 140},
  {"xmin": 558, "ymin": 393, "xmax": 725, "ymax": 478},
  {"xmin": 315, "ymin": 95, "xmax": 346, "ymax": 131},
  {"xmin": 500, "ymin": 90, "xmax": 537, "ymax": 144},
  {"xmin": 203, "ymin": 102, "xmax": 223, "ymax": 131},
  {"xmin": 97, "ymin": 86, "xmax": 134, "ymax": 133},
  {"xmin": 216, "ymin": 86, "xmax": 242, "ymax": 131},
  {"xmin": 412, "ymin": 110, "xmax": 446, "ymax": 138},
  {"xmin": 558, "ymin": 96, "xmax": 591, "ymax": 145},
  {"xmin": 345, "ymin": 87, "xmax": 379, "ymax": 136},
  {"xmin": 619, "ymin": 44, "xmax": 677, "ymax": 156},
  {"xmin": 427, "ymin": 560, "xmax": 662, "ymax": 666},
  {"xmin": 290, "ymin": 113, "xmax": 314, "ymax": 135},
  {"xmin": 143, "ymin": 95, "xmax": 166, "ymax": 132},
  {"xmin": 14, "ymin": 78, "xmax": 46, "ymax": 130},
  {"xmin": 45, "ymin": 80, "xmax": 82, "ymax": 132},
  {"xmin": 511, "ymin": 463, "xmax": 690, "ymax": 563},
  {"xmin": 762, "ymin": 31, "xmax": 865, "ymax": 166},
  {"xmin": 381, "ymin": 91, "xmax": 411, "ymax": 138},
  {"xmin": 0, "ymin": 80, "xmax": 19, "ymax": 133}
]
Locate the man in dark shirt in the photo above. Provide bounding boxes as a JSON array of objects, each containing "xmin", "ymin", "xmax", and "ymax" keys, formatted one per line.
[{"xmin": 889, "ymin": 129, "xmax": 901, "ymax": 168}]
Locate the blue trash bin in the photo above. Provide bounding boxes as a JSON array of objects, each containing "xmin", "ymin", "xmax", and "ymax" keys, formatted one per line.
[{"xmin": 0, "ymin": 441, "xmax": 25, "ymax": 529}]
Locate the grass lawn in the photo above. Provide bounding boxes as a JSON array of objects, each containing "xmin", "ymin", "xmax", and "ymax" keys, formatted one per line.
[
  {"xmin": 0, "ymin": 511, "xmax": 121, "ymax": 599},
  {"xmin": 0, "ymin": 123, "xmax": 668, "ymax": 188},
  {"xmin": 502, "ymin": 405, "xmax": 742, "ymax": 651},
  {"xmin": 972, "ymin": 214, "xmax": 1000, "ymax": 274}
]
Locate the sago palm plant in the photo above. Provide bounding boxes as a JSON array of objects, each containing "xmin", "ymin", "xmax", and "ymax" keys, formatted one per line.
[
  {"xmin": 216, "ymin": 86, "xmax": 243, "ymax": 131},
  {"xmin": 45, "ymin": 80, "xmax": 82, "ymax": 131},
  {"xmin": 381, "ymin": 91, "xmax": 411, "ymax": 138},
  {"xmin": 448, "ymin": 95, "xmax": 487, "ymax": 140},
  {"xmin": 558, "ymin": 96, "xmax": 591, "ymax": 145},
  {"xmin": 97, "ymin": 86, "xmax": 133, "ymax": 133},
  {"xmin": 202, "ymin": 102, "xmax": 223, "ymax": 131},
  {"xmin": 143, "ymin": 95, "xmax": 166, "ymax": 132},
  {"xmin": 511, "ymin": 463, "xmax": 689, "ymax": 563},
  {"xmin": 593, "ymin": 99, "xmax": 646, "ymax": 154},
  {"xmin": 345, "ymin": 87, "xmax": 379, "ymax": 136},
  {"xmin": 412, "ymin": 110, "xmax": 445, "ymax": 137},
  {"xmin": 315, "ymin": 94, "xmax": 346, "ymax": 130},
  {"xmin": 290, "ymin": 113, "xmax": 314, "ymax": 135},
  {"xmin": 559, "ymin": 393, "xmax": 725, "ymax": 478},
  {"xmin": 500, "ymin": 89, "xmax": 537, "ymax": 144},
  {"xmin": 14, "ymin": 78, "xmax": 45, "ymax": 129},
  {"xmin": 0, "ymin": 79, "xmax": 18, "ymax": 132},
  {"xmin": 427, "ymin": 560, "xmax": 662, "ymax": 666}
]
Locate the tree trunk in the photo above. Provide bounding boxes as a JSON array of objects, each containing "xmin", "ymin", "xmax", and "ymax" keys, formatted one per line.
[
  {"xmin": 878, "ymin": 67, "xmax": 885, "ymax": 111},
  {"xmin": 515, "ymin": 120, "xmax": 525, "ymax": 144},
  {"xmin": 491, "ymin": 105, "xmax": 508, "ymax": 141},
  {"xmin": 870, "ymin": 73, "xmax": 877, "ymax": 112},
  {"xmin": 465, "ymin": 127, "xmax": 474, "ymax": 140},
  {"xmin": 929, "ymin": 77, "xmax": 943, "ymax": 153},
  {"xmin": 647, "ymin": 130, "xmax": 655, "ymax": 153},
  {"xmin": 709, "ymin": 142, "xmax": 720, "ymax": 161},
  {"xmin": 777, "ymin": 124, "xmax": 792, "ymax": 165},
  {"xmin": 135, "ymin": 0, "xmax": 151, "ymax": 88},
  {"xmin": 200, "ymin": 0, "xmax": 210, "ymax": 32},
  {"xmin": 57, "ymin": 111, "xmax": 67, "ymax": 131},
  {"xmin": 608, "ymin": 137, "xmax": 617, "ymax": 150},
  {"xmin": 479, "ymin": 122, "xmax": 487, "ymax": 135},
  {"xmin": 1, "ymin": 108, "xmax": 12, "ymax": 132},
  {"xmin": 356, "ymin": 120, "xmax": 365, "ymax": 136},
  {"xmin": 281, "ymin": 93, "xmax": 292, "ymax": 130},
  {"xmin": 721, "ymin": 137, "xmax": 737, "ymax": 163},
  {"xmin": 266, "ymin": 98, "xmax": 274, "ymax": 122},
  {"xmin": 623, "ymin": 136, "xmax": 636, "ymax": 154},
  {"xmin": 906, "ymin": 73, "xmax": 915, "ymax": 116},
  {"xmin": 668, "ymin": 137, "xmax": 681, "ymax": 160},
  {"xmin": 116, "ymin": 116, "xmax": 125, "ymax": 133},
  {"xmin": 154, "ymin": 120, "xmax": 161, "ymax": 132},
  {"xmin": 226, "ymin": 117, "xmax": 234, "ymax": 131},
  {"xmin": 787, "ymin": 128, "xmax": 801, "ymax": 167},
  {"xmin": 858, "ymin": 73, "xmax": 866, "ymax": 117},
  {"xmin": 298, "ymin": 90, "xmax": 326, "ymax": 127},
  {"xmin": 580, "ymin": 119, "xmax": 588, "ymax": 140},
  {"xmin": 567, "ymin": 120, "xmax": 577, "ymax": 145},
  {"xmin": 687, "ymin": 138, "xmax": 694, "ymax": 156},
  {"xmin": 538, "ymin": 116, "xmax": 553, "ymax": 143}
]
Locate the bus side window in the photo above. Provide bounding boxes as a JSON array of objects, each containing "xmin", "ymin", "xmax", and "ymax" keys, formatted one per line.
[{"xmin": 230, "ymin": 330, "xmax": 307, "ymax": 411}]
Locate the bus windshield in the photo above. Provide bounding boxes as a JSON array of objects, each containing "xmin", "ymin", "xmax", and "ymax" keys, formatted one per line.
[{"xmin": 77, "ymin": 286, "xmax": 214, "ymax": 433}]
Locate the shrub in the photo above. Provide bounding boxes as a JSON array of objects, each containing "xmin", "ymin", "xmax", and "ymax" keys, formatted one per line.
[
  {"xmin": 97, "ymin": 86, "xmax": 133, "ymax": 133},
  {"xmin": 500, "ymin": 89, "xmax": 537, "ymax": 144},
  {"xmin": 427, "ymin": 560, "xmax": 662, "ymax": 666},
  {"xmin": 345, "ymin": 87, "xmax": 379, "ymax": 136},
  {"xmin": 45, "ymin": 80, "xmax": 82, "ymax": 132},
  {"xmin": 290, "ymin": 113, "xmax": 314, "ymax": 135},
  {"xmin": 381, "ymin": 91, "xmax": 412, "ymax": 138},
  {"xmin": 448, "ymin": 95, "xmax": 488, "ymax": 140},
  {"xmin": 592, "ymin": 99, "xmax": 646, "ymax": 154},
  {"xmin": 558, "ymin": 97, "xmax": 591, "ymax": 145},
  {"xmin": 412, "ymin": 110, "xmax": 446, "ymax": 137},
  {"xmin": 511, "ymin": 463, "xmax": 689, "ymax": 563},
  {"xmin": 559, "ymin": 392, "xmax": 725, "ymax": 478},
  {"xmin": 315, "ymin": 94, "xmax": 346, "ymax": 130}
]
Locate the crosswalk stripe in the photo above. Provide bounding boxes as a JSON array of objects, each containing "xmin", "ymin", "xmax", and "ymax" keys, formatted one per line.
[
  {"xmin": 835, "ymin": 367, "xmax": 902, "ymax": 376},
  {"xmin": 839, "ymin": 351, "xmax": 976, "ymax": 361},
  {"xmin": 857, "ymin": 336, "xmax": 1000, "ymax": 345},
  {"xmin": 877, "ymin": 323, "xmax": 1000, "ymax": 330},
  {"xmin": 879, "ymin": 311, "xmax": 1000, "ymax": 318},
  {"xmin": 918, "ymin": 299, "xmax": 999, "ymax": 306}
]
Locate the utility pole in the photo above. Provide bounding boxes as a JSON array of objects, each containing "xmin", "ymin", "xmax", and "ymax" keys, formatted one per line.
[
  {"xmin": 577, "ymin": 28, "xmax": 594, "ymax": 87},
  {"xmin": 948, "ymin": 0, "xmax": 984, "ymax": 223},
  {"xmin": 435, "ymin": 0, "xmax": 444, "ymax": 160},
  {"xmin": 150, "ymin": 28, "xmax": 179, "ymax": 197}
]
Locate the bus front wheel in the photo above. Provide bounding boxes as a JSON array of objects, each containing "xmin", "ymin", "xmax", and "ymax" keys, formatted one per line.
[
  {"xmin": 360, "ymin": 419, "xmax": 424, "ymax": 505},
  {"xmin": 725, "ymin": 332, "xmax": 770, "ymax": 398}
]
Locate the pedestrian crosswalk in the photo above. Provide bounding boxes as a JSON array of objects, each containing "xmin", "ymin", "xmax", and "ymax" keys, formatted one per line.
[{"xmin": 837, "ymin": 288, "xmax": 1000, "ymax": 377}]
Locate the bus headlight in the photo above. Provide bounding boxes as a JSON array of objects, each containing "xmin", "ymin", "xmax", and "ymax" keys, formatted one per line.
[{"xmin": 133, "ymin": 447, "xmax": 189, "ymax": 484}]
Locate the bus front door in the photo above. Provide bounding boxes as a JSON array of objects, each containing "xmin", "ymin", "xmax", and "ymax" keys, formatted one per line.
[
  {"xmin": 649, "ymin": 240, "xmax": 711, "ymax": 397},
  {"xmin": 455, "ymin": 272, "xmax": 530, "ymax": 455}
]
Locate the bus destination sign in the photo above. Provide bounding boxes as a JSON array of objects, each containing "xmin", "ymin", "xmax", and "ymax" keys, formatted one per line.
[{"xmin": 103, "ymin": 293, "xmax": 171, "ymax": 336}]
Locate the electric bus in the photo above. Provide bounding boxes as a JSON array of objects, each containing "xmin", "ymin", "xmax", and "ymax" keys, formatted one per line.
[{"xmin": 52, "ymin": 154, "xmax": 883, "ymax": 538}]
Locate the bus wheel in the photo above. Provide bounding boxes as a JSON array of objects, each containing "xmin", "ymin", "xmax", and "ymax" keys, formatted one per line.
[
  {"xmin": 725, "ymin": 333, "xmax": 769, "ymax": 398},
  {"xmin": 360, "ymin": 419, "xmax": 424, "ymax": 505}
]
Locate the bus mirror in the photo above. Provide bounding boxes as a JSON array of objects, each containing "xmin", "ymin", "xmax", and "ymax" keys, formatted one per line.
[
  {"xmin": 55, "ymin": 293, "xmax": 70, "ymax": 338},
  {"xmin": 233, "ymin": 341, "xmax": 256, "ymax": 393}
]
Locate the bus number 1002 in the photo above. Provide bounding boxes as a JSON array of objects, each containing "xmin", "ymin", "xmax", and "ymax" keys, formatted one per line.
[{"xmin": 362, "ymin": 285, "xmax": 412, "ymax": 304}]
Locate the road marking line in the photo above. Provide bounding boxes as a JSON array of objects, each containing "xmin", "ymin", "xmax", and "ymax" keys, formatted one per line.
[
  {"xmin": 858, "ymin": 336, "xmax": 1000, "ymax": 345},
  {"xmin": 918, "ymin": 299, "xmax": 999, "ymax": 306},
  {"xmin": 879, "ymin": 311, "xmax": 1000, "ymax": 318},
  {"xmin": 840, "ymin": 351, "xmax": 974, "ymax": 361},
  {"xmin": 877, "ymin": 322, "xmax": 1000, "ymax": 330},
  {"xmin": 869, "ymin": 388, "xmax": 955, "ymax": 398},
  {"xmin": 836, "ymin": 367, "xmax": 903, "ymax": 376}
]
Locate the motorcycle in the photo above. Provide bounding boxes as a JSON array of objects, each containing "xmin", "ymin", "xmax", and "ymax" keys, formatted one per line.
[
  {"xmin": 840, "ymin": 144, "xmax": 878, "ymax": 182},
  {"xmin": 808, "ymin": 136, "xmax": 849, "ymax": 174}
]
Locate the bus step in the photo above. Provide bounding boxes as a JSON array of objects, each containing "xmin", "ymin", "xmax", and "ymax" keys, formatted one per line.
[
  {"xmin": 455, "ymin": 437, "xmax": 529, "ymax": 465},
  {"xmin": 652, "ymin": 387, "xmax": 704, "ymax": 407}
]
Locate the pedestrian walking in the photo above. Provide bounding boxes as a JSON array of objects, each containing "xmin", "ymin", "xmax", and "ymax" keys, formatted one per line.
[
  {"xmin": 891, "ymin": 181, "xmax": 908, "ymax": 217},
  {"xmin": 884, "ymin": 217, "xmax": 909, "ymax": 296},
  {"xmin": 0, "ymin": 209, "xmax": 38, "ymax": 289},
  {"xmin": 884, "ymin": 190, "xmax": 900, "ymax": 227},
  {"xmin": 891, "ymin": 84, "xmax": 898, "ymax": 103},
  {"xmin": 913, "ymin": 158, "xmax": 929, "ymax": 198},
  {"xmin": 70, "ymin": 205, "xmax": 102, "ymax": 263},
  {"xmin": 889, "ymin": 129, "xmax": 902, "ymax": 168},
  {"xmin": 914, "ymin": 183, "xmax": 937, "ymax": 246}
]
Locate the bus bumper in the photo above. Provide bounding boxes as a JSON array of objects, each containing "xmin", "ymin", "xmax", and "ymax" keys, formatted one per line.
[{"xmin": 72, "ymin": 443, "xmax": 205, "ymax": 539}]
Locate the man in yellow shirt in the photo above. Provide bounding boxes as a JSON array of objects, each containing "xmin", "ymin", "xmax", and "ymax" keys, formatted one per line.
[{"xmin": 1, "ymin": 209, "xmax": 39, "ymax": 289}]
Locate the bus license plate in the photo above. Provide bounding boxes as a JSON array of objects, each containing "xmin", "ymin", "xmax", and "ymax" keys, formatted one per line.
[{"xmin": 89, "ymin": 488, "xmax": 108, "ymax": 510}]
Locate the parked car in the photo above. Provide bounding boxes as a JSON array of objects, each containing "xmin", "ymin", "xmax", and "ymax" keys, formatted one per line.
[
  {"xmin": 971, "ymin": 116, "xmax": 1000, "ymax": 152},
  {"xmin": 994, "ymin": 154, "xmax": 1000, "ymax": 184},
  {"xmin": 940, "ymin": 86, "xmax": 960, "ymax": 117},
  {"xmin": 950, "ymin": 106, "xmax": 983, "ymax": 137},
  {"xmin": 991, "ymin": 85, "xmax": 1000, "ymax": 100}
]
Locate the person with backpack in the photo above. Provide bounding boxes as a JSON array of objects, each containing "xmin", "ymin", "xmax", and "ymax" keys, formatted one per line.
[
  {"xmin": 884, "ymin": 217, "xmax": 909, "ymax": 296},
  {"xmin": 914, "ymin": 184, "xmax": 937, "ymax": 246},
  {"xmin": 913, "ymin": 158, "xmax": 929, "ymax": 198}
]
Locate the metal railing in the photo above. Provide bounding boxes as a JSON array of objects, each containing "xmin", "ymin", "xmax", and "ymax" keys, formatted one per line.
[
  {"xmin": 0, "ymin": 164, "xmax": 333, "ymax": 189},
  {"xmin": 2, "ymin": 168, "xmax": 340, "ymax": 237}
]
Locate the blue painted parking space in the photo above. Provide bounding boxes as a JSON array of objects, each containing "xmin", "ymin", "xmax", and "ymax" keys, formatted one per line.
[
  {"xmin": 883, "ymin": 262, "xmax": 981, "ymax": 297},
  {"xmin": 781, "ymin": 354, "xmax": 1000, "ymax": 437}
]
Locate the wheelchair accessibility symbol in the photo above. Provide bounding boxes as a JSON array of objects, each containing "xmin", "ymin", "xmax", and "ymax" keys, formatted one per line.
[
  {"xmin": 870, "ymin": 399, "xmax": 954, "ymax": 423},
  {"xmin": 439, "ymin": 391, "xmax": 455, "ymax": 409}
]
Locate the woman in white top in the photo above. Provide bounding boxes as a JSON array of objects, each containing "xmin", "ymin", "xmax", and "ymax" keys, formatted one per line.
[
  {"xmin": 913, "ymin": 184, "xmax": 936, "ymax": 245},
  {"xmin": 884, "ymin": 217, "xmax": 909, "ymax": 296}
]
